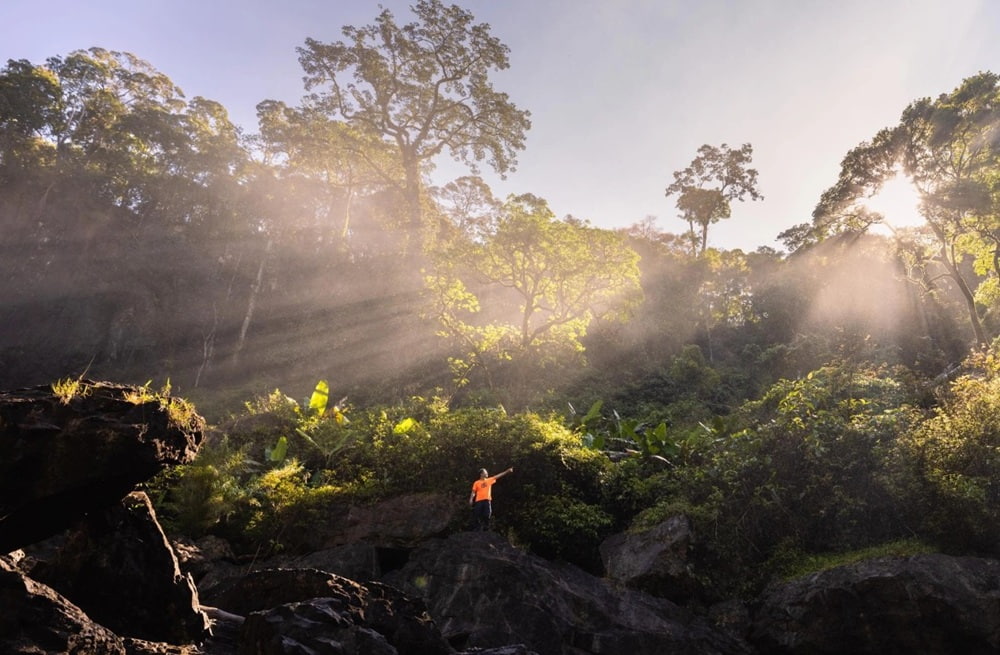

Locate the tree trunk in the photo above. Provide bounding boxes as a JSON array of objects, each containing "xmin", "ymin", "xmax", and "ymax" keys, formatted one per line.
[
  {"xmin": 232, "ymin": 239, "xmax": 273, "ymax": 365},
  {"xmin": 403, "ymin": 154, "xmax": 423, "ymax": 254},
  {"xmin": 939, "ymin": 241, "xmax": 988, "ymax": 347},
  {"xmin": 194, "ymin": 305, "xmax": 218, "ymax": 388}
]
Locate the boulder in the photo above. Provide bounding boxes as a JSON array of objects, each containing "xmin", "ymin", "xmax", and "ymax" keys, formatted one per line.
[
  {"xmin": 273, "ymin": 541, "xmax": 385, "ymax": 581},
  {"xmin": 0, "ymin": 558, "xmax": 126, "ymax": 654},
  {"xmin": 0, "ymin": 380, "xmax": 203, "ymax": 552},
  {"xmin": 599, "ymin": 514, "xmax": 702, "ymax": 602},
  {"xmin": 238, "ymin": 597, "xmax": 400, "ymax": 655},
  {"xmin": 325, "ymin": 491, "xmax": 463, "ymax": 548},
  {"xmin": 173, "ymin": 535, "xmax": 240, "ymax": 589},
  {"xmin": 382, "ymin": 531, "xmax": 752, "ymax": 655},
  {"xmin": 751, "ymin": 554, "xmax": 1000, "ymax": 654},
  {"xmin": 31, "ymin": 491, "xmax": 209, "ymax": 645},
  {"xmin": 203, "ymin": 567, "xmax": 452, "ymax": 655}
]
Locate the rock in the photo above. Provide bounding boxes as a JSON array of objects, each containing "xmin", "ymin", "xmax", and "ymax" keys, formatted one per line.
[
  {"xmin": 31, "ymin": 492, "xmax": 209, "ymax": 645},
  {"xmin": 0, "ymin": 380, "xmax": 203, "ymax": 552},
  {"xmin": 708, "ymin": 599, "xmax": 752, "ymax": 643},
  {"xmin": 191, "ymin": 542, "xmax": 394, "ymax": 611},
  {"xmin": 173, "ymin": 535, "xmax": 238, "ymax": 587},
  {"xmin": 751, "ymin": 554, "xmax": 1000, "ymax": 654},
  {"xmin": 455, "ymin": 648, "xmax": 538, "ymax": 655},
  {"xmin": 202, "ymin": 567, "xmax": 452, "ymax": 655},
  {"xmin": 238, "ymin": 597, "xmax": 399, "ymax": 655},
  {"xmin": 382, "ymin": 531, "xmax": 752, "ymax": 655},
  {"xmin": 175, "ymin": 535, "xmax": 236, "ymax": 568},
  {"xmin": 199, "ymin": 606, "xmax": 244, "ymax": 655},
  {"xmin": 287, "ymin": 541, "xmax": 384, "ymax": 581},
  {"xmin": 0, "ymin": 558, "xmax": 126, "ymax": 654},
  {"xmin": 325, "ymin": 492, "xmax": 463, "ymax": 548},
  {"xmin": 199, "ymin": 566, "xmax": 368, "ymax": 616},
  {"xmin": 599, "ymin": 515, "xmax": 702, "ymax": 602}
]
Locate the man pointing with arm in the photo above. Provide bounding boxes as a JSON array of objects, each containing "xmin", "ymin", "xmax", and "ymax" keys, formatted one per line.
[{"xmin": 469, "ymin": 467, "xmax": 513, "ymax": 531}]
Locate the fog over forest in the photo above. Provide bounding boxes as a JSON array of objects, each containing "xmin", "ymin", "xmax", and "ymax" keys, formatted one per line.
[{"xmin": 0, "ymin": 2, "xmax": 995, "ymax": 422}]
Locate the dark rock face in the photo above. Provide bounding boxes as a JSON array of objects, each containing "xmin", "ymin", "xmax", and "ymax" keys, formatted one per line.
[
  {"xmin": 600, "ymin": 515, "xmax": 702, "ymax": 602},
  {"xmin": 324, "ymin": 491, "xmax": 463, "ymax": 548},
  {"xmin": 31, "ymin": 491, "xmax": 209, "ymax": 644},
  {"xmin": 0, "ymin": 557, "xmax": 126, "ymax": 655},
  {"xmin": 202, "ymin": 567, "xmax": 452, "ymax": 655},
  {"xmin": 284, "ymin": 542, "xmax": 385, "ymax": 582},
  {"xmin": 238, "ymin": 597, "xmax": 400, "ymax": 655},
  {"xmin": 382, "ymin": 531, "xmax": 752, "ymax": 655},
  {"xmin": 751, "ymin": 554, "xmax": 1000, "ymax": 654},
  {"xmin": 0, "ymin": 380, "xmax": 203, "ymax": 552}
]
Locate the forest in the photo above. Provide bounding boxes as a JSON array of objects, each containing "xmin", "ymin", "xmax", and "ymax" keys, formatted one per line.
[{"xmin": 4, "ymin": 0, "xmax": 1000, "ymax": 599}]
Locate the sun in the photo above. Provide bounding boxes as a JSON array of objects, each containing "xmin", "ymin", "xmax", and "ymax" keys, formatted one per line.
[{"xmin": 864, "ymin": 174, "xmax": 924, "ymax": 233}]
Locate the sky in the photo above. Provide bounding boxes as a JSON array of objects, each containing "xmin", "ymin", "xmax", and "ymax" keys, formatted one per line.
[{"xmin": 2, "ymin": 0, "xmax": 999, "ymax": 252}]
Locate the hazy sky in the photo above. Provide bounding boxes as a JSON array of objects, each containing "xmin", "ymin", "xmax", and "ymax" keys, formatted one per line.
[{"xmin": 2, "ymin": 0, "xmax": 998, "ymax": 251}]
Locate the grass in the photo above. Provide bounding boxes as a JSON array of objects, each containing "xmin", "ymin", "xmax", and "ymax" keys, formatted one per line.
[
  {"xmin": 123, "ymin": 379, "xmax": 203, "ymax": 431},
  {"xmin": 51, "ymin": 376, "xmax": 90, "ymax": 404},
  {"xmin": 778, "ymin": 538, "xmax": 937, "ymax": 580}
]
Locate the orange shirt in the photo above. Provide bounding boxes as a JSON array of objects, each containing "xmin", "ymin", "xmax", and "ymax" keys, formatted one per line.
[{"xmin": 471, "ymin": 476, "xmax": 498, "ymax": 502}]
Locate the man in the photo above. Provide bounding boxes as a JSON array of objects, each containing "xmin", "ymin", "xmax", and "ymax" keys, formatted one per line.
[{"xmin": 469, "ymin": 466, "xmax": 514, "ymax": 531}]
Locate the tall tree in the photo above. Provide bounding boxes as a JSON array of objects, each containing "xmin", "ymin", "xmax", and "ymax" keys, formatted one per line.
[
  {"xmin": 427, "ymin": 193, "xmax": 641, "ymax": 399},
  {"xmin": 294, "ymin": 0, "xmax": 531, "ymax": 246},
  {"xmin": 665, "ymin": 143, "xmax": 763, "ymax": 256},
  {"xmin": 809, "ymin": 72, "xmax": 1000, "ymax": 347}
]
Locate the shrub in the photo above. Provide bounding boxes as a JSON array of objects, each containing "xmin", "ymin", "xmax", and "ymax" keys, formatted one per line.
[
  {"xmin": 513, "ymin": 495, "xmax": 614, "ymax": 572},
  {"xmin": 657, "ymin": 362, "xmax": 925, "ymax": 596},
  {"xmin": 150, "ymin": 436, "xmax": 254, "ymax": 538},
  {"xmin": 885, "ymin": 351, "xmax": 1000, "ymax": 555}
]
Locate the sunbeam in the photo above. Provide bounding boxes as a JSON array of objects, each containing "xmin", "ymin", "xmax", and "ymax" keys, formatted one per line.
[{"xmin": 866, "ymin": 174, "xmax": 924, "ymax": 233}]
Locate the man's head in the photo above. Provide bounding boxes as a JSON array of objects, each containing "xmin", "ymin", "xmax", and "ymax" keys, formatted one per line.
[{"xmin": 479, "ymin": 468, "xmax": 488, "ymax": 478}]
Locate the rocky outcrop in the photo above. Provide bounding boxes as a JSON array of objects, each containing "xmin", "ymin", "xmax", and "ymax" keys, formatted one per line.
[
  {"xmin": 202, "ymin": 567, "xmax": 453, "ymax": 655},
  {"xmin": 0, "ymin": 556, "xmax": 127, "ymax": 655},
  {"xmin": 31, "ymin": 491, "xmax": 209, "ymax": 644},
  {"xmin": 382, "ymin": 531, "xmax": 752, "ymax": 655},
  {"xmin": 600, "ymin": 514, "xmax": 702, "ymax": 602},
  {"xmin": 0, "ymin": 380, "xmax": 203, "ymax": 552},
  {"xmin": 750, "ymin": 554, "xmax": 1000, "ymax": 654},
  {"xmin": 0, "ymin": 381, "xmax": 207, "ymax": 653}
]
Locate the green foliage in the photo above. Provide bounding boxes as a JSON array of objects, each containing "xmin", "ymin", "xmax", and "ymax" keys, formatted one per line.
[
  {"xmin": 265, "ymin": 435, "xmax": 288, "ymax": 463},
  {"xmin": 426, "ymin": 193, "xmax": 642, "ymax": 407},
  {"xmin": 308, "ymin": 380, "xmax": 330, "ymax": 416},
  {"xmin": 51, "ymin": 376, "xmax": 89, "ymax": 404},
  {"xmin": 774, "ymin": 539, "xmax": 936, "ymax": 581},
  {"xmin": 655, "ymin": 362, "xmax": 926, "ymax": 594},
  {"xmin": 152, "ymin": 349, "xmax": 1000, "ymax": 594},
  {"xmin": 296, "ymin": 0, "xmax": 530, "ymax": 236},
  {"xmin": 122, "ymin": 379, "xmax": 203, "ymax": 431},
  {"xmin": 569, "ymin": 394, "xmax": 711, "ymax": 466},
  {"xmin": 151, "ymin": 437, "xmax": 255, "ymax": 537},
  {"xmin": 236, "ymin": 459, "xmax": 344, "ymax": 556},
  {"xmin": 665, "ymin": 143, "xmax": 762, "ymax": 256},
  {"xmin": 514, "ymin": 496, "xmax": 614, "ymax": 571},
  {"xmin": 12, "ymin": 46, "xmax": 1000, "ymax": 603},
  {"xmin": 245, "ymin": 389, "xmax": 301, "ymax": 421},
  {"xmin": 884, "ymin": 348, "xmax": 1000, "ymax": 554},
  {"xmin": 161, "ymin": 388, "xmax": 613, "ymax": 568}
]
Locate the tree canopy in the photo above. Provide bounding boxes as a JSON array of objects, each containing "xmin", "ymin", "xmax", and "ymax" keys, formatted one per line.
[
  {"xmin": 294, "ymin": 0, "xmax": 531, "ymax": 240},
  {"xmin": 665, "ymin": 143, "xmax": 763, "ymax": 256},
  {"xmin": 427, "ymin": 192, "xmax": 641, "ymax": 402},
  {"xmin": 807, "ymin": 72, "xmax": 1000, "ymax": 347}
]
